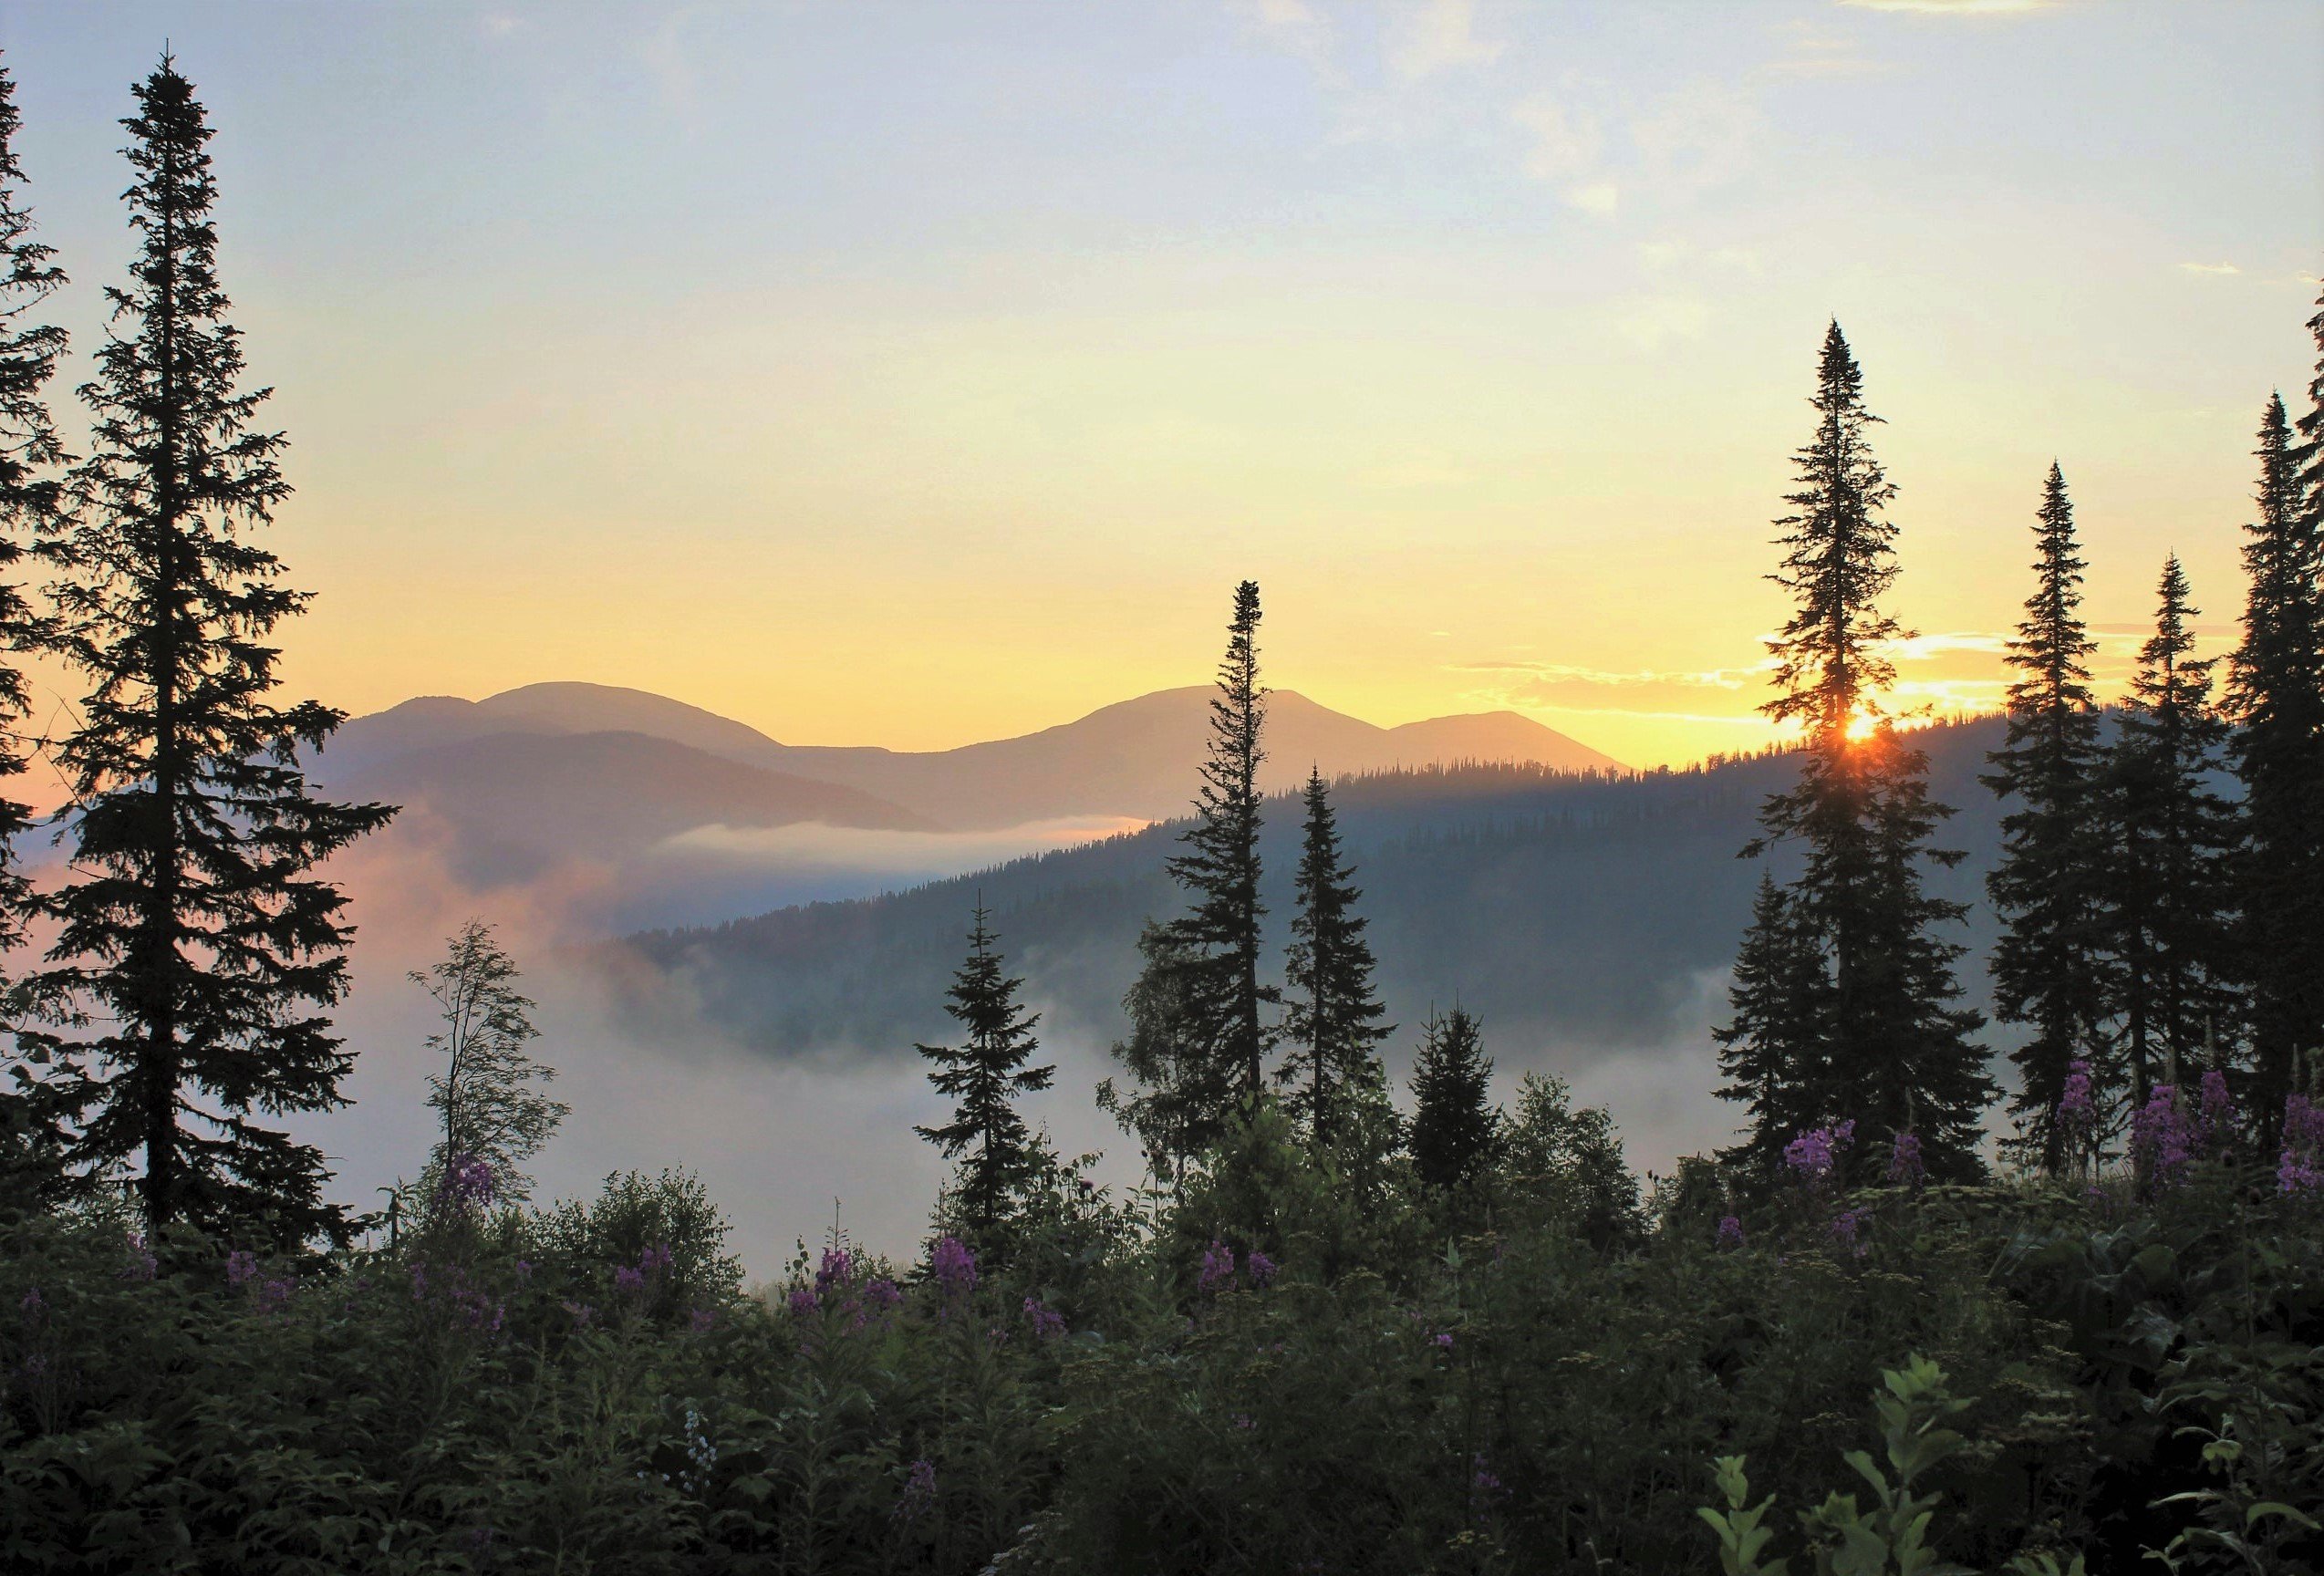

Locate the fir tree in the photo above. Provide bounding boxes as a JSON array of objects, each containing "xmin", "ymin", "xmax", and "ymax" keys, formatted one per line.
[
  {"xmin": 2225, "ymin": 393, "xmax": 2324, "ymax": 1135},
  {"xmin": 916, "ymin": 904, "xmax": 1053, "ymax": 1241},
  {"xmin": 1983, "ymin": 464, "xmax": 2108, "ymax": 1171},
  {"xmin": 416, "ymin": 921, "xmax": 565, "ymax": 1207},
  {"xmin": 1713, "ymin": 874, "xmax": 1829, "ymax": 1173},
  {"xmin": 0, "ymin": 59, "xmax": 71, "ymax": 1204},
  {"xmin": 1105, "ymin": 581, "xmax": 1273, "ymax": 1166},
  {"xmin": 1735, "ymin": 324, "xmax": 1992, "ymax": 1178},
  {"xmin": 32, "ymin": 59, "xmax": 395, "ymax": 1247},
  {"xmin": 2103, "ymin": 555, "xmax": 2238, "ymax": 1119},
  {"xmin": 1276, "ymin": 768, "xmax": 1393, "ymax": 1148},
  {"xmin": 1407, "ymin": 1005, "xmax": 1497, "ymax": 1190}
]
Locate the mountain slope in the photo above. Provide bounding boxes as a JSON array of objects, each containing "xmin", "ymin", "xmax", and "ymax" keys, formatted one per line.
[
  {"xmin": 610, "ymin": 717, "xmax": 2012, "ymax": 1076},
  {"xmin": 329, "ymin": 681, "xmax": 1624, "ymax": 831}
]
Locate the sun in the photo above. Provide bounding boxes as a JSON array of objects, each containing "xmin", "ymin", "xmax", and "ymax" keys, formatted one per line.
[{"xmin": 1843, "ymin": 706, "xmax": 1882, "ymax": 743}]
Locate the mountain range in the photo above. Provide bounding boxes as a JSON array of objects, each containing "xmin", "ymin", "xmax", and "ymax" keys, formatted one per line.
[{"xmin": 316, "ymin": 680, "xmax": 1625, "ymax": 928}]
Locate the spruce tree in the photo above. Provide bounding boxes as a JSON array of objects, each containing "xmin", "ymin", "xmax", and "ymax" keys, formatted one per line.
[
  {"xmin": 1276, "ymin": 768, "xmax": 1393, "ymax": 1148},
  {"xmin": 34, "ymin": 58, "xmax": 395, "ymax": 1247},
  {"xmin": 1983, "ymin": 464, "xmax": 2108, "ymax": 1170},
  {"xmin": 0, "ymin": 59, "xmax": 71, "ymax": 1203},
  {"xmin": 1733, "ymin": 323, "xmax": 1992, "ymax": 1178},
  {"xmin": 1407, "ymin": 1005, "xmax": 1496, "ymax": 1190},
  {"xmin": 916, "ymin": 904, "xmax": 1053, "ymax": 1241},
  {"xmin": 2104, "ymin": 555, "xmax": 2237, "ymax": 1118},
  {"xmin": 417, "ymin": 921, "xmax": 565, "ymax": 1207},
  {"xmin": 2225, "ymin": 393, "xmax": 2324, "ymax": 1135},
  {"xmin": 1713, "ymin": 874, "xmax": 1829, "ymax": 1172},
  {"xmin": 1105, "ymin": 581, "xmax": 1272, "ymax": 1166}
]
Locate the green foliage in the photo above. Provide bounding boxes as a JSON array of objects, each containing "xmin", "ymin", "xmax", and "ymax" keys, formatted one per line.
[
  {"xmin": 1279, "ymin": 769, "xmax": 1395, "ymax": 1150},
  {"xmin": 415, "ymin": 919, "xmax": 565, "ymax": 1207},
  {"xmin": 1408, "ymin": 1005, "xmax": 1498, "ymax": 1193}
]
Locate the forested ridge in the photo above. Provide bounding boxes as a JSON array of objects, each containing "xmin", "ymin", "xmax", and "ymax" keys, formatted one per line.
[{"xmin": 3, "ymin": 52, "xmax": 2323, "ymax": 1576}]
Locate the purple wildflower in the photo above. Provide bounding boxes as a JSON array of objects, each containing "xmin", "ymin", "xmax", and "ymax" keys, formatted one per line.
[
  {"xmin": 226, "ymin": 1249, "xmax": 259, "ymax": 1289},
  {"xmin": 2198, "ymin": 1069, "xmax": 2236, "ymax": 1145},
  {"xmin": 1783, "ymin": 1121, "xmax": 1855, "ymax": 1185},
  {"xmin": 894, "ymin": 1458, "xmax": 938, "ymax": 1523},
  {"xmin": 614, "ymin": 1264, "xmax": 645, "ymax": 1296},
  {"xmin": 1715, "ymin": 1215, "xmax": 1745, "ymax": 1250},
  {"xmin": 562, "ymin": 1300, "xmax": 596, "ymax": 1327},
  {"xmin": 437, "ymin": 1153, "xmax": 497, "ymax": 1215},
  {"xmin": 1197, "ymin": 1239, "xmax": 1237, "ymax": 1295},
  {"xmin": 1022, "ymin": 1295, "xmax": 1066, "ymax": 1340},
  {"xmin": 815, "ymin": 1246, "xmax": 856, "ymax": 1296},
  {"xmin": 1232, "ymin": 1412, "xmax": 1256, "ymax": 1430},
  {"xmin": 864, "ymin": 1276, "xmax": 903, "ymax": 1311},
  {"xmin": 2278, "ymin": 1094, "xmax": 2324, "ymax": 1196},
  {"xmin": 2058, "ymin": 1059, "xmax": 2096, "ymax": 1130},
  {"xmin": 1885, "ymin": 1131, "xmax": 1925, "ymax": 1187},
  {"xmin": 2132, "ymin": 1084, "xmax": 2199, "ymax": 1186},
  {"xmin": 256, "ymin": 1278, "xmax": 296, "ymax": 1315},
  {"xmin": 930, "ymin": 1235, "xmax": 978, "ymax": 1298},
  {"xmin": 786, "ymin": 1285, "xmax": 819, "ymax": 1317},
  {"xmin": 1828, "ymin": 1206, "xmax": 1872, "ymax": 1256},
  {"xmin": 690, "ymin": 1307, "xmax": 718, "ymax": 1336},
  {"xmin": 1244, "ymin": 1249, "xmax": 1279, "ymax": 1289},
  {"xmin": 1433, "ymin": 1331, "xmax": 1455, "ymax": 1350}
]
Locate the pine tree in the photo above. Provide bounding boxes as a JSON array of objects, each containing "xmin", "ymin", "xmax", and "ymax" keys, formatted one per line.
[
  {"xmin": 1276, "ymin": 769, "xmax": 1393, "ymax": 1148},
  {"xmin": 2103, "ymin": 555, "xmax": 2238, "ymax": 1120},
  {"xmin": 1713, "ymin": 874, "xmax": 1829, "ymax": 1172},
  {"xmin": 1407, "ymin": 1005, "xmax": 1497, "ymax": 1190},
  {"xmin": 0, "ymin": 59, "xmax": 72, "ymax": 1204},
  {"xmin": 1105, "ymin": 581, "xmax": 1273, "ymax": 1166},
  {"xmin": 417, "ymin": 921, "xmax": 565, "ymax": 1207},
  {"xmin": 33, "ymin": 58, "xmax": 395, "ymax": 1248},
  {"xmin": 916, "ymin": 904, "xmax": 1053, "ymax": 1241},
  {"xmin": 1733, "ymin": 324, "xmax": 1993, "ymax": 1178},
  {"xmin": 2225, "ymin": 394, "xmax": 2324, "ymax": 1135},
  {"xmin": 1983, "ymin": 464, "xmax": 2108, "ymax": 1170}
]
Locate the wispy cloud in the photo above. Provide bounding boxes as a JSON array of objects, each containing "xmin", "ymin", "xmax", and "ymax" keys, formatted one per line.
[
  {"xmin": 1633, "ymin": 80, "xmax": 1763, "ymax": 197},
  {"xmin": 1613, "ymin": 294, "xmax": 1711, "ymax": 350},
  {"xmin": 1840, "ymin": 0, "xmax": 2053, "ymax": 14},
  {"xmin": 2177, "ymin": 261, "xmax": 2241, "ymax": 276},
  {"xmin": 1766, "ymin": 19, "xmax": 1890, "ymax": 78},
  {"xmin": 1240, "ymin": 0, "xmax": 1339, "ymax": 78},
  {"xmin": 479, "ymin": 12, "xmax": 524, "ymax": 38},
  {"xmin": 1512, "ymin": 95, "xmax": 1602, "ymax": 181},
  {"xmin": 1389, "ymin": 0, "xmax": 1504, "ymax": 79}
]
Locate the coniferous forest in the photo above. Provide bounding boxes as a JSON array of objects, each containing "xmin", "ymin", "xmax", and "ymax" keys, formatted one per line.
[{"xmin": 5, "ymin": 50, "xmax": 2324, "ymax": 1576}]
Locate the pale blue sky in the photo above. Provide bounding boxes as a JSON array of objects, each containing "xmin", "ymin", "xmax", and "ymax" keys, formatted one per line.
[{"xmin": 3, "ymin": 0, "xmax": 2318, "ymax": 763}]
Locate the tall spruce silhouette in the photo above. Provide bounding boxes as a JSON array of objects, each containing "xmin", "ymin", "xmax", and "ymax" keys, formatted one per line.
[
  {"xmin": 1407, "ymin": 1005, "xmax": 1496, "ymax": 1190},
  {"xmin": 32, "ymin": 58, "xmax": 395, "ymax": 1247},
  {"xmin": 1105, "ymin": 581, "xmax": 1272, "ymax": 1171},
  {"xmin": 916, "ymin": 904, "xmax": 1053, "ymax": 1242},
  {"xmin": 2104, "ymin": 555, "xmax": 2237, "ymax": 1117},
  {"xmin": 1714, "ymin": 873, "xmax": 1829, "ymax": 1173},
  {"xmin": 1983, "ymin": 464, "xmax": 2108, "ymax": 1171},
  {"xmin": 2225, "ymin": 392, "xmax": 2324, "ymax": 1136},
  {"xmin": 1276, "ymin": 768, "xmax": 1393, "ymax": 1148},
  {"xmin": 0, "ymin": 60, "xmax": 72, "ymax": 1203},
  {"xmin": 1733, "ymin": 323, "xmax": 1991, "ymax": 1178}
]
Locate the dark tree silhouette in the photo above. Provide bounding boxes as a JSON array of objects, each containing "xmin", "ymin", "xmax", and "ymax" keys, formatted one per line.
[
  {"xmin": 1734, "ymin": 324, "xmax": 1992, "ymax": 1178},
  {"xmin": 31, "ymin": 59, "xmax": 395, "ymax": 1248},
  {"xmin": 1714, "ymin": 874, "xmax": 1829, "ymax": 1174},
  {"xmin": 0, "ymin": 59, "xmax": 72, "ymax": 1205},
  {"xmin": 2103, "ymin": 555, "xmax": 2238, "ymax": 1120},
  {"xmin": 1984, "ymin": 464, "xmax": 2108, "ymax": 1170},
  {"xmin": 417, "ymin": 920, "xmax": 565, "ymax": 1207},
  {"xmin": 1407, "ymin": 1005, "xmax": 1496, "ymax": 1191},
  {"xmin": 1105, "ymin": 580, "xmax": 1273, "ymax": 1168},
  {"xmin": 2225, "ymin": 394, "xmax": 2324, "ymax": 1136},
  {"xmin": 1276, "ymin": 768, "xmax": 1393, "ymax": 1149},
  {"xmin": 917, "ymin": 904, "xmax": 1053, "ymax": 1241}
]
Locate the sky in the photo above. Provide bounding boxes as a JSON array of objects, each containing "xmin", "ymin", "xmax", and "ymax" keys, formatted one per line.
[{"xmin": 3, "ymin": 0, "xmax": 2319, "ymax": 770}]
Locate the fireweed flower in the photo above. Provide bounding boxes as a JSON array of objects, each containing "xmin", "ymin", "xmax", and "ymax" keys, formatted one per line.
[
  {"xmin": 1783, "ymin": 1121, "xmax": 1855, "ymax": 1185},
  {"xmin": 1885, "ymin": 1132, "xmax": 1925, "ymax": 1187},
  {"xmin": 785, "ymin": 1285, "xmax": 819, "ymax": 1317},
  {"xmin": 894, "ymin": 1458, "xmax": 938, "ymax": 1522},
  {"xmin": 2058, "ymin": 1060, "xmax": 2096, "ymax": 1128},
  {"xmin": 256, "ymin": 1278, "xmax": 296, "ymax": 1315},
  {"xmin": 2198, "ymin": 1069, "xmax": 2236, "ymax": 1146},
  {"xmin": 1828, "ymin": 1207, "xmax": 1872, "ymax": 1256},
  {"xmin": 1244, "ymin": 1250, "xmax": 1279, "ymax": 1289},
  {"xmin": 1022, "ymin": 1295, "xmax": 1066, "ymax": 1340},
  {"xmin": 930, "ymin": 1236, "xmax": 978, "ymax": 1299},
  {"xmin": 690, "ymin": 1307, "xmax": 718, "ymax": 1336},
  {"xmin": 1716, "ymin": 1215, "xmax": 1746, "ymax": 1250},
  {"xmin": 437, "ymin": 1154, "xmax": 497, "ymax": 1215},
  {"xmin": 226, "ymin": 1249, "xmax": 259, "ymax": 1289},
  {"xmin": 865, "ymin": 1276, "xmax": 903, "ymax": 1312},
  {"xmin": 2279, "ymin": 1094, "xmax": 2324, "ymax": 1196},
  {"xmin": 1433, "ymin": 1331, "xmax": 1455, "ymax": 1350},
  {"xmin": 1197, "ymin": 1239, "xmax": 1237, "ymax": 1294},
  {"xmin": 2132, "ymin": 1085, "xmax": 2199, "ymax": 1186}
]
